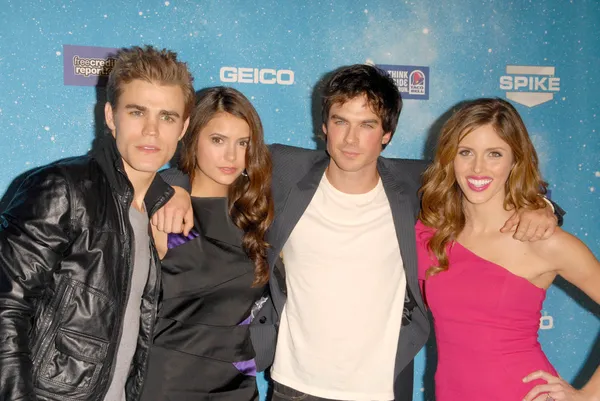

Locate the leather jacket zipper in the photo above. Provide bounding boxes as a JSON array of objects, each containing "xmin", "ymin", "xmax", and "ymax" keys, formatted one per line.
[
  {"xmin": 135, "ymin": 239, "xmax": 161, "ymax": 400},
  {"xmin": 135, "ymin": 189, "xmax": 172, "ymax": 399},
  {"xmin": 98, "ymin": 189, "xmax": 136, "ymax": 401}
]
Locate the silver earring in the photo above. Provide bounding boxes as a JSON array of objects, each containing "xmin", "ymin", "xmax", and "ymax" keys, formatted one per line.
[{"xmin": 241, "ymin": 169, "xmax": 248, "ymax": 177}]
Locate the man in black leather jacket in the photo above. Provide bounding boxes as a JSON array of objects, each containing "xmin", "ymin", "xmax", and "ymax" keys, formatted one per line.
[{"xmin": 0, "ymin": 45, "xmax": 193, "ymax": 401}]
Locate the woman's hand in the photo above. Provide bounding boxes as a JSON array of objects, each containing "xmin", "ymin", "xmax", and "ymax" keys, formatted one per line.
[{"xmin": 522, "ymin": 370, "xmax": 593, "ymax": 401}]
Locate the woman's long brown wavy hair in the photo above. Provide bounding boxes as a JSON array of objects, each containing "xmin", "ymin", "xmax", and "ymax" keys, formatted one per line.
[
  {"xmin": 179, "ymin": 86, "xmax": 274, "ymax": 286},
  {"xmin": 418, "ymin": 98, "xmax": 548, "ymax": 277}
]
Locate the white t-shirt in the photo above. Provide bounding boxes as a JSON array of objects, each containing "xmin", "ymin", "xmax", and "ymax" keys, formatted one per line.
[{"xmin": 271, "ymin": 174, "xmax": 406, "ymax": 401}]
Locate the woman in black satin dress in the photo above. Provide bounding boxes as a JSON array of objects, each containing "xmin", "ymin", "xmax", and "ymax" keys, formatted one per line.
[{"xmin": 140, "ymin": 87, "xmax": 274, "ymax": 401}]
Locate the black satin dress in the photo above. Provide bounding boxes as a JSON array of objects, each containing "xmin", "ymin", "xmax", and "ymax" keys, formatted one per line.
[{"xmin": 140, "ymin": 197, "xmax": 265, "ymax": 401}]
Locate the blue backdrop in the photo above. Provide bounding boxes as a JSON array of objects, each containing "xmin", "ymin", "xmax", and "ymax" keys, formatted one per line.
[{"xmin": 1, "ymin": 1, "xmax": 598, "ymax": 399}]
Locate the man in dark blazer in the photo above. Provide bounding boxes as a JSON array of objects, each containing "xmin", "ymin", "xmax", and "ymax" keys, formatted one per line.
[
  {"xmin": 259, "ymin": 65, "xmax": 430, "ymax": 401},
  {"xmin": 159, "ymin": 65, "xmax": 559, "ymax": 401}
]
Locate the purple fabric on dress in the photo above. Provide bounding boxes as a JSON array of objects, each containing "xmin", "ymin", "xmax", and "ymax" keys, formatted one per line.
[
  {"xmin": 232, "ymin": 314, "xmax": 257, "ymax": 376},
  {"xmin": 167, "ymin": 230, "xmax": 199, "ymax": 249},
  {"xmin": 233, "ymin": 359, "xmax": 257, "ymax": 377}
]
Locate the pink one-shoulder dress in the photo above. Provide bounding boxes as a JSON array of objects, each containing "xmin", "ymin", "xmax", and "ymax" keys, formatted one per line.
[{"xmin": 415, "ymin": 220, "xmax": 557, "ymax": 401}]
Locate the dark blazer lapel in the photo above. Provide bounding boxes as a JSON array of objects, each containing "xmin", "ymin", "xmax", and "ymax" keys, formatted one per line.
[
  {"xmin": 270, "ymin": 154, "xmax": 329, "ymax": 259},
  {"xmin": 267, "ymin": 153, "xmax": 329, "ymax": 316},
  {"xmin": 378, "ymin": 159, "xmax": 425, "ymax": 314}
]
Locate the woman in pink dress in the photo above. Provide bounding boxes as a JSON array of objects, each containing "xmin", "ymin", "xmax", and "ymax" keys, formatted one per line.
[{"xmin": 416, "ymin": 98, "xmax": 600, "ymax": 401}]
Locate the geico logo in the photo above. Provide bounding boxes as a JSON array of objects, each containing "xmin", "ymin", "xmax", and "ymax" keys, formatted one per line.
[
  {"xmin": 499, "ymin": 76, "xmax": 560, "ymax": 91},
  {"xmin": 219, "ymin": 67, "xmax": 294, "ymax": 85}
]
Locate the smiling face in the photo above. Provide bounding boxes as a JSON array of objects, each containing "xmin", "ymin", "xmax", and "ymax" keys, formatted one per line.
[
  {"xmin": 192, "ymin": 112, "xmax": 250, "ymax": 196},
  {"xmin": 323, "ymin": 95, "xmax": 391, "ymax": 189},
  {"xmin": 453, "ymin": 124, "xmax": 515, "ymax": 206},
  {"xmin": 105, "ymin": 79, "xmax": 189, "ymax": 183}
]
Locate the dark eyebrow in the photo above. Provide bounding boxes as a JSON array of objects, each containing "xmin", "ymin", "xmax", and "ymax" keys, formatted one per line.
[
  {"xmin": 160, "ymin": 110, "xmax": 181, "ymax": 118},
  {"xmin": 329, "ymin": 114, "xmax": 379, "ymax": 125},
  {"xmin": 124, "ymin": 104, "xmax": 180, "ymax": 118},
  {"xmin": 209, "ymin": 134, "xmax": 251, "ymax": 141},
  {"xmin": 125, "ymin": 104, "xmax": 147, "ymax": 111}
]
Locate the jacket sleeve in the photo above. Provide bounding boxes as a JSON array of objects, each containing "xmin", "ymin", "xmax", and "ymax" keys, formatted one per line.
[
  {"xmin": 549, "ymin": 198, "xmax": 566, "ymax": 227},
  {"xmin": 159, "ymin": 167, "xmax": 191, "ymax": 192},
  {"xmin": 0, "ymin": 168, "xmax": 73, "ymax": 400}
]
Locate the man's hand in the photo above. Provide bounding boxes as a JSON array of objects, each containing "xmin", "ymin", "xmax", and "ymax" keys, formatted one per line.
[
  {"xmin": 151, "ymin": 186, "xmax": 193, "ymax": 235},
  {"xmin": 500, "ymin": 205, "xmax": 558, "ymax": 241}
]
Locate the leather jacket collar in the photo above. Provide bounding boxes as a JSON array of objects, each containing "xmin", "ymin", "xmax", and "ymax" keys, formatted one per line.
[{"xmin": 91, "ymin": 133, "xmax": 175, "ymax": 217}]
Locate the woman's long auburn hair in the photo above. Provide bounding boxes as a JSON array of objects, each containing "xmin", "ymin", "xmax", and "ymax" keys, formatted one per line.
[
  {"xmin": 179, "ymin": 86, "xmax": 274, "ymax": 286},
  {"xmin": 418, "ymin": 98, "xmax": 548, "ymax": 277}
]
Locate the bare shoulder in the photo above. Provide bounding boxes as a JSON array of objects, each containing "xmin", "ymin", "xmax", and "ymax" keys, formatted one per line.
[
  {"xmin": 529, "ymin": 227, "xmax": 595, "ymax": 269},
  {"xmin": 530, "ymin": 227, "xmax": 574, "ymax": 254}
]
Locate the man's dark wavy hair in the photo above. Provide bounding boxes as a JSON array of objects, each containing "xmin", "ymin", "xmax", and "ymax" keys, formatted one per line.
[{"xmin": 321, "ymin": 64, "xmax": 402, "ymax": 141}]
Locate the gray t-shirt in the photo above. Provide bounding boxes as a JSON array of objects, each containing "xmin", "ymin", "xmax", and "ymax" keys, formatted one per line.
[{"xmin": 103, "ymin": 206, "xmax": 151, "ymax": 401}]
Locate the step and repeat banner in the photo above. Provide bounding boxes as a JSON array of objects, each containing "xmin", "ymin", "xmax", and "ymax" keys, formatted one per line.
[{"xmin": 1, "ymin": 1, "xmax": 598, "ymax": 399}]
